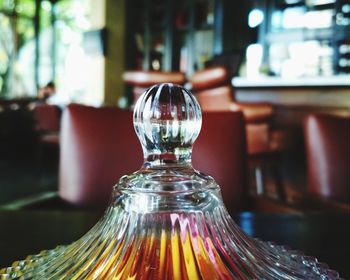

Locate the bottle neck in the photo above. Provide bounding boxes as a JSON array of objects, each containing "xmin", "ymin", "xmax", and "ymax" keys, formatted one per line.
[{"xmin": 143, "ymin": 147, "xmax": 192, "ymax": 168}]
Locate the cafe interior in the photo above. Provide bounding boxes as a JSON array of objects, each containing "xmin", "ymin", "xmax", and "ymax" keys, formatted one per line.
[{"xmin": 0, "ymin": 0, "xmax": 350, "ymax": 278}]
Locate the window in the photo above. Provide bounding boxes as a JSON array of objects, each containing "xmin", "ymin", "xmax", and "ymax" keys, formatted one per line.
[
  {"xmin": 54, "ymin": 0, "xmax": 90, "ymax": 103},
  {"xmin": 0, "ymin": 0, "xmax": 36, "ymax": 98},
  {"xmin": 0, "ymin": 0, "xmax": 90, "ymax": 102}
]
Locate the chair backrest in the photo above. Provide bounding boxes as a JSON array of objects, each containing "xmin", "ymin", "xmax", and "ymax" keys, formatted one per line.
[
  {"xmin": 193, "ymin": 110, "xmax": 248, "ymax": 214},
  {"xmin": 191, "ymin": 66, "xmax": 229, "ymax": 91},
  {"xmin": 189, "ymin": 66, "xmax": 235, "ymax": 112},
  {"xmin": 123, "ymin": 71, "xmax": 186, "ymax": 87},
  {"xmin": 190, "ymin": 67, "xmax": 276, "ymax": 158},
  {"xmin": 194, "ymin": 85, "xmax": 236, "ymax": 111},
  {"xmin": 123, "ymin": 71, "xmax": 186, "ymax": 104},
  {"xmin": 59, "ymin": 104, "xmax": 143, "ymax": 208},
  {"xmin": 33, "ymin": 103, "xmax": 61, "ymax": 132},
  {"xmin": 304, "ymin": 114, "xmax": 350, "ymax": 203}
]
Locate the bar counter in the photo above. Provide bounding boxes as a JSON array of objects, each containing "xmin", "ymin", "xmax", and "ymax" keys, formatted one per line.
[
  {"xmin": 233, "ymin": 75, "xmax": 350, "ymax": 88},
  {"xmin": 232, "ymin": 76, "xmax": 350, "ymax": 126}
]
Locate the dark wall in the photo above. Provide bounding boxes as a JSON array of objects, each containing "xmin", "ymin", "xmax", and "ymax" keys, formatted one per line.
[{"xmin": 222, "ymin": 0, "xmax": 254, "ymax": 53}]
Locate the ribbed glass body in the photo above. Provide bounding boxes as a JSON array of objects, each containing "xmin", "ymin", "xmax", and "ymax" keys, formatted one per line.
[
  {"xmin": 0, "ymin": 84, "xmax": 341, "ymax": 279},
  {"xmin": 0, "ymin": 185, "xmax": 341, "ymax": 279}
]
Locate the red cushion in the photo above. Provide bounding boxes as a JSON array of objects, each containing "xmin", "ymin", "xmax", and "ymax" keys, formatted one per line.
[
  {"xmin": 190, "ymin": 66, "xmax": 228, "ymax": 90},
  {"xmin": 59, "ymin": 104, "xmax": 143, "ymax": 208},
  {"xmin": 193, "ymin": 111, "xmax": 248, "ymax": 214},
  {"xmin": 304, "ymin": 114, "xmax": 350, "ymax": 203},
  {"xmin": 123, "ymin": 71, "xmax": 186, "ymax": 87}
]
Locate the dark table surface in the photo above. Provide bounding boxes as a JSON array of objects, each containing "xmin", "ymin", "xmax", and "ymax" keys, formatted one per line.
[{"xmin": 0, "ymin": 210, "xmax": 349, "ymax": 278}]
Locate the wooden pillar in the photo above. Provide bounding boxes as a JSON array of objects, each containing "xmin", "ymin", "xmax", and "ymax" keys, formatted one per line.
[
  {"xmin": 85, "ymin": 0, "xmax": 125, "ymax": 106},
  {"xmin": 85, "ymin": 0, "xmax": 105, "ymax": 105},
  {"xmin": 104, "ymin": 0, "xmax": 126, "ymax": 106}
]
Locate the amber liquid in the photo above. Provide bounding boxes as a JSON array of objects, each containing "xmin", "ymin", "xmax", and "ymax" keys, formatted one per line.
[
  {"xmin": 77, "ymin": 230, "xmax": 233, "ymax": 280},
  {"xmin": 1, "ymin": 207, "xmax": 334, "ymax": 280},
  {"xmin": 67, "ymin": 213, "xmax": 236, "ymax": 280},
  {"xmin": 2, "ymin": 211, "xmax": 243, "ymax": 280}
]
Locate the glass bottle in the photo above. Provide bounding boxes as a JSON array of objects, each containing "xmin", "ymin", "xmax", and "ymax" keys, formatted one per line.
[{"xmin": 0, "ymin": 84, "xmax": 341, "ymax": 279}]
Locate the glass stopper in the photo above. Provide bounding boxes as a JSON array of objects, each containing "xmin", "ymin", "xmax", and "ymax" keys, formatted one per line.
[{"xmin": 133, "ymin": 83, "xmax": 201, "ymax": 166}]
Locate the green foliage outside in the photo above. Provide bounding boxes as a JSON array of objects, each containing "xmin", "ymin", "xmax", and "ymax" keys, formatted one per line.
[
  {"xmin": 0, "ymin": 0, "xmax": 36, "ymax": 97},
  {"xmin": 0, "ymin": 0, "xmax": 86, "ymax": 98}
]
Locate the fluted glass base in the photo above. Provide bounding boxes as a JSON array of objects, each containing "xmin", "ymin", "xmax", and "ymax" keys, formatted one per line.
[{"xmin": 0, "ymin": 188, "xmax": 340, "ymax": 280}]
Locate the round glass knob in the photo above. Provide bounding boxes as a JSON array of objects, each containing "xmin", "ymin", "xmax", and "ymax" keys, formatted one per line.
[{"xmin": 133, "ymin": 83, "xmax": 201, "ymax": 165}]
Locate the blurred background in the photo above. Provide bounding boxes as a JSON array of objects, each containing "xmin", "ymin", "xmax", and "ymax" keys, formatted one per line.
[
  {"xmin": 1, "ymin": 1, "xmax": 350, "ymax": 277},
  {"xmin": 0, "ymin": 0, "xmax": 251, "ymax": 206},
  {"xmin": 0, "ymin": 0, "xmax": 349, "ymax": 213}
]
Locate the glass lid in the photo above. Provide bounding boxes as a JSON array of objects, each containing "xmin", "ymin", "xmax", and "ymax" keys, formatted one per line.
[{"xmin": 0, "ymin": 83, "xmax": 341, "ymax": 279}]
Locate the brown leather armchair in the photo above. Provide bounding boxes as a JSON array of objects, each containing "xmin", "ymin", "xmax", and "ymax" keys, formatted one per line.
[
  {"xmin": 123, "ymin": 71, "xmax": 186, "ymax": 104},
  {"xmin": 189, "ymin": 66, "xmax": 290, "ymax": 201},
  {"xmin": 190, "ymin": 67, "xmax": 273, "ymax": 122},
  {"xmin": 194, "ymin": 110, "xmax": 297, "ymax": 214},
  {"xmin": 303, "ymin": 114, "xmax": 350, "ymax": 212},
  {"xmin": 193, "ymin": 110, "xmax": 248, "ymax": 213}
]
